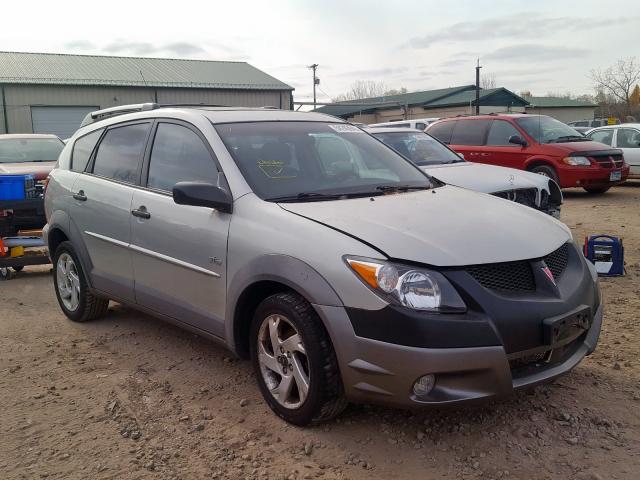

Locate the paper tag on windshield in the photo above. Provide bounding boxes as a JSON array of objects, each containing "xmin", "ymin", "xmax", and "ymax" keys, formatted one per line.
[{"xmin": 328, "ymin": 124, "xmax": 363, "ymax": 133}]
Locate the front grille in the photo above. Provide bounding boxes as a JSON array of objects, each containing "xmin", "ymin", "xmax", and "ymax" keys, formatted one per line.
[
  {"xmin": 493, "ymin": 188, "xmax": 538, "ymax": 208},
  {"xmin": 591, "ymin": 154, "xmax": 624, "ymax": 168},
  {"xmin": 466, "ymin": 243, "xmax": 570, "ymax": 293},
  {"xmin": 543, "ymin": 243, "xmax": 569, "ymax": 279},
  {"xmin": 467, "ymin": 260, "xmax": 535, "ymax": 292}
]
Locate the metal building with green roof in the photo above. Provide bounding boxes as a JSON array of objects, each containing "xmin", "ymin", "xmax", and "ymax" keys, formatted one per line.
[
  {"xmin": 0, "ymin": 51, "xmax": 294, "ymax": 137},
  {"xmin": 314, "ymin": 85, "xmax": 530, "ymax": 124}
]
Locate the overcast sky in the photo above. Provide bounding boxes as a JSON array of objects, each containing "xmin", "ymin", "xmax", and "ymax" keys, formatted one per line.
[{"xmin": 2, "ymin": 0, "xmax": 638, "ymax": 104}]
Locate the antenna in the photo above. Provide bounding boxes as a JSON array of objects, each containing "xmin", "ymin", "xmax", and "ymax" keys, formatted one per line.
[{"xmin": 139, "ymin": 70, "xmax": 156, "ymax": 103}]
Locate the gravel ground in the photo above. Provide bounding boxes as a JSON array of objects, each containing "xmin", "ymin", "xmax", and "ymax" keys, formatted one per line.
[{"xmin": 1, "ymin": 184, "xmax": 639, "ymax": 480}]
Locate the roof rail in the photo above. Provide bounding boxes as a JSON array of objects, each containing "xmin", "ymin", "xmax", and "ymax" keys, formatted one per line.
[
  {"xmin": 79, "ymin": 103, "xmax": 282, "ymax": 128},
  {"xmin": 80, "ymin": 103, "xmax": 159, "ymax": 127}
]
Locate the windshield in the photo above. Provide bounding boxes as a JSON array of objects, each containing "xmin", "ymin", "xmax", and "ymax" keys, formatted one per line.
[
  {"xmin": 515, "ymin": 116, "xmax": 587, "ymax": 144},
  {"xmin": 215, "ymin": 122, "xmax": 432, "ymax": 201},
  {"xmin": 372, "ymin": 131, "xmax": 462, "ymax": 166},
  {"xmin": 0, "ymin": 137, "xmax": 64, "ymax": 163}
]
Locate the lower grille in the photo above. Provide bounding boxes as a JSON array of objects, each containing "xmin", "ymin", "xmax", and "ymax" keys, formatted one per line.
[{"xmin": 467, "ymin": 261, "xmax": 535, "ymax": 292}]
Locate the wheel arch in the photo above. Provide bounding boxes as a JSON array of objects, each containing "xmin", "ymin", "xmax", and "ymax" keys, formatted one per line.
[
  {"xmin": 226, "ymin": 255, "xmax": 343, "ymax": 359},
  {"xmin": 46, "ymin": 213, "xmax": 94, "ymax": 289}
]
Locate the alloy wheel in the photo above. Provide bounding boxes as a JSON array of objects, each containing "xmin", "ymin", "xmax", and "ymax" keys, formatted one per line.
[
  {"xmin": 257, "ymin": 314, "xmax": 310, "ymax": 409},
  {"xmin": 56, "ymin": 253, "xmax": 80, "ymax": 311}
]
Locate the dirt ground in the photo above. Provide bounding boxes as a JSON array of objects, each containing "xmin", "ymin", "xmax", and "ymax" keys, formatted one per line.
[{"xmin": 1, "ymin": 184, "xmax": 639, "ymax": 480}]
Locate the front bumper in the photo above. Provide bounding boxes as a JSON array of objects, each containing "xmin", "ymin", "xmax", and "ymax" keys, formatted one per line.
[
  {"xmin": 557, "ymin": 164, "xmax": 630, "ymax": 188},
  {"xmin": 315, "ymin": 302, "xmax": 602, "ymax": 408}
]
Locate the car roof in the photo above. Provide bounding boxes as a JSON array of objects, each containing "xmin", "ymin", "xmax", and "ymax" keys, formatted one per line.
[
  {"xmin": 0, "ymin": 133, "xmax": 62, "ymax": 140},
  {"xmin": 80, "ymin": 105, "xmax": 344, "ymax": 130},
  {"xmin": 588, "ymin": 123, "xmax": 640, "ymax": 130},
  {"xmin": 365, "ymin": 127, "xmax": 427, "ymax": 133},
  {"xmin": 435, "ymin": 113, "xmax": 533, "ymax": 122}
]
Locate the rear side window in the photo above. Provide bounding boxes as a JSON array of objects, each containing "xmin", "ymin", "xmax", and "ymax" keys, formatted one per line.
[
  {"xmin": 486, "ymin": 120, "xmax": 522, "ymax": 146},
  {"xmin": 92, "ymin": 123, "xmax": 150, "ymax": 184},
  {"xmin": 71, "ymin": 129, "xmax": 103, "ymax": 172},
  {"xmin": 147, "ymin": 123, "xmax": 218, "ymax": 192},
  {"xmin": 617, "ymin": 128, "xmax": 640, "ymax": 148},
  {"xmin": 428, "ymin": 121, "xmax": 455, "ymax": 144},
  {"xmin": 450, "ymin": 119, "xmax": 489, "ymax": 145}
]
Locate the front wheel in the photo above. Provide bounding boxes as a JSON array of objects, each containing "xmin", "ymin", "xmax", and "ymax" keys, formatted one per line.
[
  {"xmin": 250, "ymin": 292, "xmax": 347, "ymax": 425},
  {"xmin": 530, "ymin": 164, "xmax": 559, "ymax": 184},
  {"xmin": 583, "ymin": 187, "xmax": 611, "ymax": 194},
  {"xmin": 53, "ymin": 241, "xmax": 109, "ymax": 322}
]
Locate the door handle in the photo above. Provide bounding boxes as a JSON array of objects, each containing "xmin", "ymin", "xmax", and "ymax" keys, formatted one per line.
[
  {"xmin": 73, "ymin": 190, "xmax": 87, "ymax": 201},
  {"xmin": 131, "ymin": 206, "xmax": 151, "ymax": 219}
]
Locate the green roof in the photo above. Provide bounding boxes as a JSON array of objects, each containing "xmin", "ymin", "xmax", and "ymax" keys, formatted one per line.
[
  {"xmin": 315, "ymin": 85, "xmax": 529, "ymax": 118},
  {"xmin": 0, "ymin": 51, "xmax": 293, "ymax": 90},
  {"xmin": 524, "ymin": 96, "xmax": 596, "ymax": 108}
]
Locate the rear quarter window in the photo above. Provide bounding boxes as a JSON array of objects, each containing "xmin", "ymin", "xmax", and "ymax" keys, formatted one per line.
[
  {"xmin": 450, "ymin": 119, "xmax": 490, "ymax": 146},
  {"xmin": 428, "ymin": 121, "xmax": 455, "ymax": 144},
  {"xmin": 71, "ymin": 129, "xmax": 103, "ymax": 172}
]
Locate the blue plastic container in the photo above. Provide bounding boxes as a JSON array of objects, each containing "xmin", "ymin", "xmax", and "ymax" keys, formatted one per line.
[
  {"xmin": 0, "ymin": 174, "xmax": 34, "ymax": 200},
  {"xmin": 583, "ymin": 235, "xmax": 624, "ymax": 276}
]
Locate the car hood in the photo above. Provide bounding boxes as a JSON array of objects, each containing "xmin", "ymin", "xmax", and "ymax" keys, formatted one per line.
[
  {"xmin": 0, "ymin": 161, "xmax": 56, "ymax": 180},
  {"xmin": 278, "ymin": 186, "xmax": 570, "ymax": 267},
  {"xmin": 539, "ymin": 140, "xmax": 615, "ymax": 154},
  {"xmin": 422, "ymin": 162, "xmax": 549, "ymax": 194}
]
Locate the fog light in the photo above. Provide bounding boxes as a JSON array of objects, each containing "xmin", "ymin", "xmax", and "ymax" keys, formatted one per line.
[{"xmin": 413, "ymin": 374, "xmax": 436, "ymax": 396}]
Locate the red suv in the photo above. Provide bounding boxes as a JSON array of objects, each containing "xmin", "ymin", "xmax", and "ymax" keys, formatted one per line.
[{"xmin": 426, "ymin": 114, "xmax": 629, "ymax": 193}]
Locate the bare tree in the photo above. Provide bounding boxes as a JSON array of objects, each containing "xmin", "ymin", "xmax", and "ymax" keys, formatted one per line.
[
  {"xmin": 590, "ymin": 57, "xmax": 640, "ymax": 110},
  {"xmin": 480, "ymin": 73, "xmax": 497, "ymax": 90},
  {"xmin": 383, "ymin": 87, "xmax": 408, "ymax": 96},
  {"xmin": 334, "ymin": 80, "xmax": 391, "ymax": 101}
]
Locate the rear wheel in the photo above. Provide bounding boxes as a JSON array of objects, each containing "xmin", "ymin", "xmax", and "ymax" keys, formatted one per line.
[
  {"xmin": 583, "ymin": 187, "xmax": 611, "ymax": 194},
  {"xmin": 12, "ymin": 266, "xmax": 24, "ymax": 272},
  {"xmin": 53, "ymin": 241, "xmax": 109, "ymax": 322},
  {"xmin": 530, "ymin": 164, "xmax": 559, "ymax": 184},
  {"xmin": 250, "ymin": 292, "xmax": 347, "ymax": 425}
]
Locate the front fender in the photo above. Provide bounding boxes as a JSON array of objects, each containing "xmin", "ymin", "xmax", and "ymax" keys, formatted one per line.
[{"xmin": 225, "ymin": 254, "xmax": 344, "ymax": 351}]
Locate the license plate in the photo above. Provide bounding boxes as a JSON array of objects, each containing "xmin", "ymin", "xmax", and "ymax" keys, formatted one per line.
[
  {"xmin": 610, "ymin": 170, "xmax": 622, "ymax": 181},
  {"xmin": 542, "ymin": 307, "xmax": 591, "ymax": 346}
]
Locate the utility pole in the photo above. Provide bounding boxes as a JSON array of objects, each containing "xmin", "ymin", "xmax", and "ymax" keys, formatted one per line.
[
  {"xmin": 475, "ymin": 58, "xmax": 482, "ymax": 115},
  {"xmin": 308, "ymin": 64, "xmax": 319, "ymax": 110}
]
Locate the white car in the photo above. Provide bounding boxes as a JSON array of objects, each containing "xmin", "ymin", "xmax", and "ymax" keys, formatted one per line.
[
  {"xmin": 586, "ymin": 124, "xmax": 640, "ymax": 179},
  {"xmin": 367, "ymin": 127, "xmax": 562, "ymax": 217},
  {"xmin": 368, "ymin": 118, "xmax": 440, "ymax": 131}
]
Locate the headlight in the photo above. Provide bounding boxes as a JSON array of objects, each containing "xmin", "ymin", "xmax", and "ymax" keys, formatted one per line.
[
  {"xmin": 345, "ymin": 256, "xmax": 466, "ymax": 312},
  {"xmin": 563, "ymin": 156, "xmax": 591, "ymax": 166}
]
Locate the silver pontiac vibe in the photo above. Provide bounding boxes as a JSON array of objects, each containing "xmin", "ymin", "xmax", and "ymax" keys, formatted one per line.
[{"xmin": 44, "ymin": 104, "xmax": 602, "ymax": 426}]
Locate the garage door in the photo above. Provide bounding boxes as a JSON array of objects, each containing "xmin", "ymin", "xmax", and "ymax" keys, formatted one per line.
[{"xmin": 31, "ymin": 106, "xmax": 98, "ymax": 139}]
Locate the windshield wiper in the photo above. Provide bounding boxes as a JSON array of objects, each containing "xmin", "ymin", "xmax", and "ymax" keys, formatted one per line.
[
  {"xmin": 548, "ymin": 135, "xmax": 589, "ymax": 143},
  {"xmin": 267, "ymin": 192, "xmax": 344, "ymax": 203},
  {"xmin": 375, "ymin": 184, "xmax": 431, "ymax": 193}
]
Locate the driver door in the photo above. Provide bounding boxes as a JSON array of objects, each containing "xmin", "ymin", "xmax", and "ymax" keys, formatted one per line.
[{"xmin": 130, "ymin": 120, "xmax": 230, "ymax": 337}]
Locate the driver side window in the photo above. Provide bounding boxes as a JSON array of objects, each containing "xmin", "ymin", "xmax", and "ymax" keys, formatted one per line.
[
  {"xmin": 588, "ymin": 129, "xmax": 613, "ymax": 146},
  {"xmin": 486, "ymin": 120, "xmax": 522, "ymax": 146}
]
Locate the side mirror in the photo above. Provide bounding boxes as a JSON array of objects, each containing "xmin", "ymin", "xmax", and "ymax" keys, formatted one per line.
[
  {"xmin": 173, "ymin": 181, "xmax": 232, "ymax": 213},
  {"xmin": 508, "ymin": 135, "xmax": 527, "ymax": 146}
]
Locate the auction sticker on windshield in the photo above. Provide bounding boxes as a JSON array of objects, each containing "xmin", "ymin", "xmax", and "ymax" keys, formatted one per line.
[{"xmin": 328, "ymin": 124, "xmax": 363, "ymax": 133}]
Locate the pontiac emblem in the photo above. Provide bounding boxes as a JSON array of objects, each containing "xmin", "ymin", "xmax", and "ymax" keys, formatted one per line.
[{"xmin": 541, "ymin": 265, "xmax": 556, "ymax": 286}]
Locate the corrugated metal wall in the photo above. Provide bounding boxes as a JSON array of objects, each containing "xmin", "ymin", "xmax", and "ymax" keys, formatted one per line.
[{"xmin": 1, "ymin": 84, "xmax": 292, "ymax": 133}]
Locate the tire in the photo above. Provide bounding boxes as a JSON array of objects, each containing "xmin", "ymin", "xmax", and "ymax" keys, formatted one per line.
[
  {"xmin": 0, "ymin": 267, "xmax": 13, "ymax": 281},
  {"xmin": 583, "ymin": 187, "xmax": 611, "ymax": 194},
  {"xmin": 250, "ymin": 292, "xmax": 347, "ymax": 426},
  {"xmin": 530, "ymin": 164, "xmax": 559, "ymax": 184},
  {"xmin": 52, "ymin": 241, "xmax": 109, "ymax": 322},
  {"xmin": 12, "ymin": 266, "xmax": 24, "ymax": 272}
]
